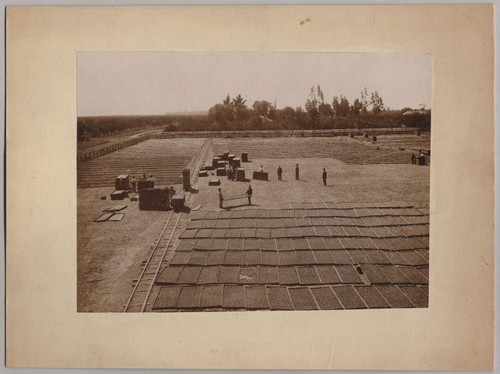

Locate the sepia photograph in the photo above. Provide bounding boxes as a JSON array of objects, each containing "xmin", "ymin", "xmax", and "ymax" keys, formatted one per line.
[
  {"xmin": 77, "ymin": 52, "xmax": 431, "ymax": 312},
  {"xmin": 6, "ymin": 4, "xmax": 494, "ymax": 369}
]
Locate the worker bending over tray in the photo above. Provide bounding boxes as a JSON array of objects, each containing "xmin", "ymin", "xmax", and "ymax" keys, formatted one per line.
[{"xmin": 217, "ymin": 185, "xmax": 253, "ymax": 209}]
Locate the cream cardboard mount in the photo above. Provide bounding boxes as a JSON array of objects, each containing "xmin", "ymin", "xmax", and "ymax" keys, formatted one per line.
[{"xmin": 5, "ymin": 5, "xmax": 494, "ymax": 370}]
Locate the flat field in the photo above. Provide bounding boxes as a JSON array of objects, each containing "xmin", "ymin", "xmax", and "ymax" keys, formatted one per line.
[
  {"xmin": 77, "ymin": 138, "xmax": 205, "ymax": 188},
  {"xmin": 77, "ymin": 134, "xmax": 430, "ymax": 312},
  {"xmin": 212, "ymin": 134, "xmax": 430, "ymax": 164}
]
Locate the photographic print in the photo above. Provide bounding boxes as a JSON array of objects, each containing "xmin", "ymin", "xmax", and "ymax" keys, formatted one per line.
[
  {"xmin": 7, "ymin": 5, "xmax": 494, "ymax": 369},
  {"xmin": 77, "ymin": 52, "xmax": 431, "ymax": 312}
]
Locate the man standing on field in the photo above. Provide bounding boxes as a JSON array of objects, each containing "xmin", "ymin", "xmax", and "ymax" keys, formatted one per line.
[
  {"xmin": 218, "ymin": 188, "xmax": 224, "ymax": 209},
  {"xmin": 295, "ymin": 163, "xmax": 300, "ymax": 180},
  {"xmin": 322, "ymin": 168, "xmax": 327, "ymax": 186},
  {"xmin": 246, "ymin": 185, "xmax": 253, "ymax": 205}
]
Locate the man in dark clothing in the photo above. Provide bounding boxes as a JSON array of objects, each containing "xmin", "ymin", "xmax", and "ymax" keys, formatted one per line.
[
  {"xmin": 295, "ymin": 164, "xmax": 299, "ymax": 180},
  {"xmin": 218, "ymin": 188, "xmax": 224, "ymax": 208},
  {"xmin": 246, "ymin": 185, "xmax": 253, "ymax": 205},
  {"xmin": 322, "ymin": 168, "xmax": 327, "ymax": 186},
  {"xmin": 277, "ymin": 166, "xmax": 282, "ymax": 181}
]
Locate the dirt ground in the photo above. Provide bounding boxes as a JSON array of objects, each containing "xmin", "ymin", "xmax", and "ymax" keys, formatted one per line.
[
  {"xmin": 77, "ymin": 187, "xmax": 180, "ymax": 312},
  {"xmin": 192, "ymin": 158, "xmax": 429, "ymax": 211},
  {"xmin": 77, "ymin": 138, "xmax": 429, "ymax": 312}
]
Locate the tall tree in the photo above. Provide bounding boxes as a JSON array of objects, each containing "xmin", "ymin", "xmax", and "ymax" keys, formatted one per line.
[
  {"xmin": 294, "ymin": 106, "xmax": 309, "ymax": 129},
  {"xmin": 317, "ymin": 85, "xmax": 324, "ymax": 104},
  {"xmin": 268, "ymin": 101, "xmax": 277, "ymax": 120},
  {"xmin": 231, "ymin": 94, "xmax": 246, "ymax": 107},
  {"xmin": 360, "ymin": 87, "xmax": 369, "ymax": 113},
  {"xmin": 306, "ymin": 86, "xmax": 319, "ymax": 110},
  {"xmin": 234, "ymin": 105, "xmax": 251, "ymax": 121},
  {"xmin": 232, "ymin": 94, "xmax": 250, "ymax": 121},
  {"xmin": 318, "ymin": 102, "xmax": 334, "ymax": 116},
  {"xmin": 370, "ymin": 91, "xmax": 384, "ymax": 114},
  {"xmin": 305, "ymin": 86, "xmax": 321, "ymax": 128},
  {"xmin": 279, "ymin": 106, "xmax": 296, "ymax": 126},
  {"xmin": 333, "ymin": 95, "xmax": 350, "ymax": 117},
  {"xmin": 252, "ymin": 100, "xmax": 272, "ymax": 117},
  {"xmin": 350, "ymin": 98, "xmax": 363, "ymax": 115},
  {"xmin": 208, "ymin": 103, "xmax": 233, "ymax": 125},
  {"xmin": 332, "ymin": 96, "xmax": 341, "ymax": 116},
  {"xmin": 339, "ymin": 95, "xmax": 350, "ymax": 117}
]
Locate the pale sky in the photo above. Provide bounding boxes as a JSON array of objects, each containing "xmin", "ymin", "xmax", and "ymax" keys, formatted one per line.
[{"xmin": 77, "ymin": 52, "xmax": 431, "ymax": 116}]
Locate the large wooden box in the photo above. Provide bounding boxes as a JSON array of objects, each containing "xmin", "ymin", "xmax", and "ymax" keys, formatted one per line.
[
  {"xmin": 236, "ymin": 168, "xmax": 246, "ymax": 181},
  {"xmin": 253, "ymin": 171, "xmax": 269, "ymax": 181},
  {"xmin": 138, "ymin": 180, "xmax": 153, "ymax": 191},
  {"xmin": 171, "ymin": 194, "xmax": 186, "ymax": 211},
  {"xmin": 115, "ymin": 175, "xmax": 129, "ymax": 191},
  {"xmin": 111, "ymin": 190, "xmax": 128, "ymax": 200},
  {"xmin": 212, "ymin": 157, "xmax": 221, "ymax": 168},
  {"xmin": 139, "ymin": 188, "xmax": 171, "ymax": 211},
  {"xmin": 231, "ymin": 157, "xmax": 241, "ymax": 168},
  {"xmin": 182, "ymin": 169, "xmax": 191, "ymax": 191}
]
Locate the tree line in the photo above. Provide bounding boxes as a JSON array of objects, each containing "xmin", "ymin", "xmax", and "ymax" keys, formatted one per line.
[
  {"xmin": 77, "ymin": 86, "xmax": 430, "ymax": 141},
  {"xmin": 194, "ymin": 86, "xmax": 429, "ymax": 132},
  {"xmin": 77, "ymin": 115, "xmax": 184, "ymax": 142}
]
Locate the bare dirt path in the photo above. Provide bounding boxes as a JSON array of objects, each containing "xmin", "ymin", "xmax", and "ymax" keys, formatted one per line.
[{"xmin": 77, "ymin": 187, "xmax": 170, "ymax": 312}]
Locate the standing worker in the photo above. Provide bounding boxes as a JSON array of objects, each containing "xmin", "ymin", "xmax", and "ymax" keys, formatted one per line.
[
  {"xmin": 295, "ymin": 163, "xmax": 300, "ymax": 180},
  {"xmin": 277, "ymin": 165, "xmax": 283, "ymax": 181},
  {"xmin": 246, "ymin": 185, "xmax": 253, "ymax": 205},
  {"xmin": 322, "ymin": 168, "xmax": 327, "ymax": 186},
  {"xmin": 218, "ymin": 188, "xmax": 224, "ymax": 209},
  {"xmin": 131, "ymin": 176, "xmax": 137, "ymax": 193}
]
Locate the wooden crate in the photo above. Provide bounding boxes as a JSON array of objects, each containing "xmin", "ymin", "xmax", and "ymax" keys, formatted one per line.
[
  {"xmin": 212, "ymin": 157, "xmax": 221, "ymax": 168},
  {"xmin": 115, "ymin": 175, "xmax": 129, "ymax": 190},
  {"xmin": 182, "ymin": 168, "xmax": 191, "ymax": 190},
  {"xmin": 111, "ymin": 190, "xmax": 127, "ymax": 200},
  {"xmin": 231, "ymin": 157, "xmax": 241, "ymax": 168},
  {"xmin": 139, "ymin": 188, "xmax": 171, "ymax": 211},
  {"xmin": 236, "ymin": 168, "xmax": 246, "ymax": 181},
  {"xmin": 253, "ymin": 171, "xmax": 268, "ymax": 181}
]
